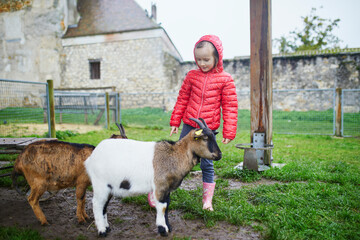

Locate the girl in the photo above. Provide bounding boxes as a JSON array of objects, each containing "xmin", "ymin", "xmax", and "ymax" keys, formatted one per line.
[{"xmin": 149, "ymin": 35, "xmax": 238, "ymax": 211}]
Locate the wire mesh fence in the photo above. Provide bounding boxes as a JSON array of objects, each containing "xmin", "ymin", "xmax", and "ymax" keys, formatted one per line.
[
  {"xmin": 236, "ymin": 89, "xmax": 336, "ymax": 135},
  {"xmin": 0, "ymin": 79, "xmax": 50, "ymax": 137},
  {"xmin": 51, "ymin": 91, "xmax": 119, "ymax": 129},
  {"xmin": 119, "ymin": 92, "xmax": 178, "ymax": 128},
  {"xmin": 272, "ymin": 89, "xmax": 336, "ymax": 135},
  {"xmin": 1, "ymin": 77, "xmax": 359, "ymax": 137},
  {"xmin": 0, "ymin": 78, "xmax": 121, "ymax": 137},
  {"xmin": 342, "ymin": 89, "xmax": 360, "ymax": 137},
  {"xmin": 118, "ymin": 89, "xmax": 350, "ymax": 136},
  {"xmin": 237, "ymin": 91, "xmax": 251, "ymax": 132}
]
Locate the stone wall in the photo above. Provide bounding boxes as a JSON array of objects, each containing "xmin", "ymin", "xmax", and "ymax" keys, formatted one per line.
[
  {"xmin": 179, "ymin": 51, "xmax": 360, "ymax": 93},
  {"xmin": 171, "ymin": 51, "xmax": 360, "ymax": 111}
]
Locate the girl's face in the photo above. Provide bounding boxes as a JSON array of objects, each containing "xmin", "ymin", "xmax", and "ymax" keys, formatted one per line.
[{"xmin": 194, "ymin": 43, "xmax": 216, "ymax": 73}]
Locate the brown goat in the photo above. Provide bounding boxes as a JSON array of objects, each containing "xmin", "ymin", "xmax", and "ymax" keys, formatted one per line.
[
  {"xmin": 12, "ymin": 140, "xmax": 95, "ymax": 225},
  {"xmin": 12, "ymin": 123, "xmax": 127, "ymax": 225}
]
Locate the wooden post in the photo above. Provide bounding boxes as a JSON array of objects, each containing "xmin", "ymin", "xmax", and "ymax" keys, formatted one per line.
[
  {"xmin": 335, "ymin": 88, "xmax": 342, "ymax": 136},
  {"xmin": 94, "ymin": 109, "xmax": 104, "ymax": 125},
  {"xmin": 106, "ymin": 92, "xmax": 110, "ymax": 130},
  {"xmin": 47, "ymin": 80, "xmax": 56, "ymax": 138},
  {"xmin": 250, "ymin": 0, "xmax": 273, "ymax": 165}
]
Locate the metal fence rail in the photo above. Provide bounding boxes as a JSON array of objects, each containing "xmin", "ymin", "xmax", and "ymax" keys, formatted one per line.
[
  {"xmin": 119, "ymin": 92, "xmax": 178, "ymax": 111},
  {"xmin": 118, "ymin": 89, "xmax": 341, "ymax": 135},
  {"xmin": 342, "ymin": 89, "xmax": 360, "ymax": 137},
  {"xmin": 0, "ymin": 79, "xmax": 50, "ymax": 137},
  {"xmin": 237, "ymin": 88, "xmax": 336, "ymax": 135},
  {"xmin": 0, "ymin": 78, "xmax": 121, "ymax": 137},
  {"xmin": 1, "ymin": 78, "xmax": 359, "ymax": 137},
  {"xmin": 272, "ymin": 89, "xmax": 336, "ymax": 135},
  {"xmin": 236, "ymin": 89, "xmax": 337, "ymax": 134},
  {"xmin": 51, "ymin": 91, "xmax": 120, "ymax": 129}
]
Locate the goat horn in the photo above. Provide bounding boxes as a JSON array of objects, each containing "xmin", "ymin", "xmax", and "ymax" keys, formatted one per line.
[
  {"xmin": 198, "ymin": 118, "xmax": 209, "ymax": 129},
  {"xmin": 119, "ymin": 124, "xmax": 126, "ymax": 138},
  {"xmin": 116, "ymin": 122, "xmax": 124, "ymax": 136},
  {"xmin": 189, "ymin": 118, "xmax": 205, "ymax": 129}
]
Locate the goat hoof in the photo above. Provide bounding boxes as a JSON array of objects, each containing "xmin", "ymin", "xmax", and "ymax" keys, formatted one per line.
[
  {"xmin": 77, "ymin": 218, "xmax": 86, "ymax": 224},
  {"xmin": 106, "ymin": 227, "xmax": 111, "ymax": 233},
  {"xmin": 167, "ymin": 224, "xmax": 172, "ymax": 232},
  {"xmin": 98, "ymin": 231, "xmax": 107, "ymax": 237},
  {"xmin": 158, "ymin": 226, "xmax": 168, "ymax": 237}
]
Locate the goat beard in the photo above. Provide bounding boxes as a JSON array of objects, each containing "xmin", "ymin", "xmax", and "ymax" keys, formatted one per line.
[{"xmin": 191, "ymin": 152, "xmax": 201, "ymax": 166}]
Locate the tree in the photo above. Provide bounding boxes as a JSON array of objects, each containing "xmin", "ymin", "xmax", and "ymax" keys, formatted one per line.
[{"xmin": 275, "ymin": 7, "xmax": 342, "ymax": 53}]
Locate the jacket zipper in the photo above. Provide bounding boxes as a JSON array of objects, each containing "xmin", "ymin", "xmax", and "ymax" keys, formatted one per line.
[{"xmin": 197, "ymin": 74, "xmax": 208, "ymax": 119}]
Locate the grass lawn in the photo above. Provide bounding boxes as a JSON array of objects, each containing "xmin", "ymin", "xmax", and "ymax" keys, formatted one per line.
[
  {"xmin": 1, "ymin": 106, "xmax": 359, "ymax": 239},
  {"xmin": 1, "ymin": 107, "xmax": 359, "ymax": 136},
  {"xmin": 1, "ymin": 124, "xmax": 359, "ymax": 240}
]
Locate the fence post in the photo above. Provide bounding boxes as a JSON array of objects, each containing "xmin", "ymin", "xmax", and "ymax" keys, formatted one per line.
[
  {"xmin": 83, "ymin": 96, "xmax": 88, "ymax": 124},
  {"xmin": 106, "ymin": 92, "xmax": 110, "ymax": 130},
  {"xmin": 47, "ymin": 80, "xmax": 56, "ymax": 138},
  {"xmin": 119, "ymin": 93, "xmax": 122, "ymax": 124},
  {"xmin": 335, "ymin": 88, "xmax": 342, "ymax": 137},
  {"xmin": 116, "ymin": 93, "xmax": 120, "ymax": 123}
]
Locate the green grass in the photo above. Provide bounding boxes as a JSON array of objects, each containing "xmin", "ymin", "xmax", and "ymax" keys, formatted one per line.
[
  {"xmin": 0, "ymin": 226, "xmax": 44, "ymax": 240},
  {"xmin": 0, "ymin": 107, "xmax": 44, "ymax": 124},
  {"xmin": 0, "ymin": 107, "xmax": 107, "ymax": 125},
  {"xmin": 66, "ymin": 127, "xmax": 360, "ymax": 239},
  {"xmin": 1, "ymin": 107, "xmax": 359, "ymax": 136},
  {"xmin": 121, "ymin": 107, "xmax": 172, "ymax": 129},
  {"xmin": 1, "ymin": 107, "xmax": 359, "ymax": 239}
]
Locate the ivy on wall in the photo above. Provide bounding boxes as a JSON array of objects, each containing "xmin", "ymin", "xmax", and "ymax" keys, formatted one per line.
[{"xmin": 0, "ymin": 0, "xmax": 32, "ymax": 13}]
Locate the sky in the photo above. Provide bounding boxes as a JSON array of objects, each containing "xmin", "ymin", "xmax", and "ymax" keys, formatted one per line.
[{"xmin": 135, "ymin": 0, "xmax": 360, "ymax": 61}]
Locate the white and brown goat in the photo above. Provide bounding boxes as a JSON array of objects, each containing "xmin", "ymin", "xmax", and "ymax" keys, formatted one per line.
[
  {"xmin": 11, "ymin": 123, "xmax": 127, "ymax": 225},
  {"xmin": 85, "ymin": 118, "xmax": 222, "ymax": 237}
]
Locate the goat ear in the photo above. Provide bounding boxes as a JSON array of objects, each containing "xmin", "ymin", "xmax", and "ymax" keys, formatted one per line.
[
  {"xmin": 193, "ymin": 129, "xmax": 204, "ymax": 140},
  {"xmin": 195, "ymin": 129, "xmax": 203, "ymax": 136},
  {"xmin": 214, "ymin": 131, "xmax": 219, "ymax": 135}
]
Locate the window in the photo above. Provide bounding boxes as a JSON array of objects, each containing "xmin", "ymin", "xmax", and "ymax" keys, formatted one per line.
[{"xmin": 89, "ymin": 60, "xmax": 101, "ymax": 79}]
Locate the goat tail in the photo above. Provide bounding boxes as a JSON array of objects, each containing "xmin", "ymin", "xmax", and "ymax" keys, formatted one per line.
[
  {"xmin": 11, "ymin": 166, "xmax": 27, "ymax": 196},
  {"xmin": 11, "ymin": 168, "xmax": 20, "ymax": 188}
]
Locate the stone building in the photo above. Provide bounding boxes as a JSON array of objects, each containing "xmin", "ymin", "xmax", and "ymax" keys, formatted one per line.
[
  {"xmin": 61, "ymin": 0, "xmax": 182, "ymax": 93},
  {"xmin": 0, "ymin": 0, "xmax": 79, "ymax": 86},
  {"xmin": 1, "ymin": 0, "xmax": 359, "ymax": 97},
  {"xmin": 0, "ymin": 0, "xmax": 182, "ymax": 93}
]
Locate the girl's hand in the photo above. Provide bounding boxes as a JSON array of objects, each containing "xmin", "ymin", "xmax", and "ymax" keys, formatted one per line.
[
  {"xmin": 170, "ymin": 126, "xmax": 178, "ymax": 136},
  {"xmin": 222, "ymin": 138, "xmax": 232, "ymax": 144}
]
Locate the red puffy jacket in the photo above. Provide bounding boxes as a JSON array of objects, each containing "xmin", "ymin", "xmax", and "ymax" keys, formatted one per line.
[{"xmin": 170, "ymin": 35, "xmax": 238, "ymax": 140}]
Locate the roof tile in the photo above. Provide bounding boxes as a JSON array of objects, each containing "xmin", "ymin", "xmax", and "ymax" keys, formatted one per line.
[{"xmin": 63, "ymin": 0, "xmax": 160, "ymax": 38}]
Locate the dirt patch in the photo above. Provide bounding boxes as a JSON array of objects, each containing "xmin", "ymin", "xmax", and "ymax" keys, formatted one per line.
[
  {"xmin": 1, "ymin": 123, "xmax": 103, "ymax": 137},
  {"xmin": 0, "ymin": 173, "xmax": 267, "ymax": 240},
  {"xmin": 182, "ymin": 171, "xmax": 282, "ymax": 191}
]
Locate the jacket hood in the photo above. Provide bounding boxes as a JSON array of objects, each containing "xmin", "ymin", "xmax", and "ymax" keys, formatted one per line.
[{"xmin": 194, "ymin": 35, "xmax": 224, "ymax": 73}]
